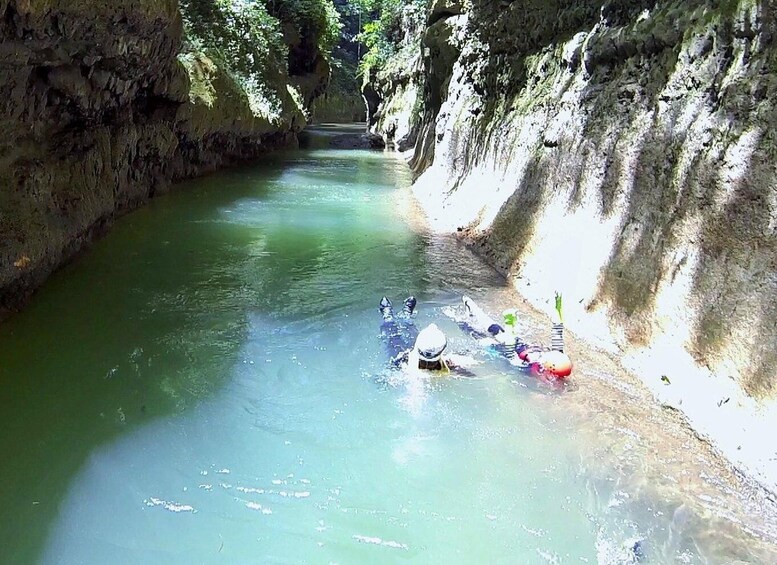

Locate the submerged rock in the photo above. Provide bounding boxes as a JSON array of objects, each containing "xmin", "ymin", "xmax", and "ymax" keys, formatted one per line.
[{"xmin": 328, "ymin": 132, "xmax": 386, "ymax": 150}]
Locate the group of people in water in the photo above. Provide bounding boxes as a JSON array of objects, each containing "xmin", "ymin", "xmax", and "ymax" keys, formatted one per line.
[{"xmin": 378, "ymin": 293, "xmax": 573, "ymax": 380}]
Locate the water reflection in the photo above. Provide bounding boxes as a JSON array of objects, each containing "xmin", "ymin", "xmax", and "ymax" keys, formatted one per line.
[{"xmin": 0, "ymin": 126, "xmax": 775, "ymax": 564}]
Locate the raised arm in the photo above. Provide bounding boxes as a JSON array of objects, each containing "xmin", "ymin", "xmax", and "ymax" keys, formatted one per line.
[{"xmin": 551, "ymin": 292, "xmax": 564, "ymax": 353}]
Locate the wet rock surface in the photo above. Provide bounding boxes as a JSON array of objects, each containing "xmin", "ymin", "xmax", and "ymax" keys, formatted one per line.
[
  {"xmin": 368, "ymin": 0, "xmax": 777, "ymax": 493},
  {"xmin": 1, "ymin": 1, "xmax": 185, "ymax": 316}
]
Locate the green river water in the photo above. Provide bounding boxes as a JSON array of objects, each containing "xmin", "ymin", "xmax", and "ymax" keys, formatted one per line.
[{"xmin": 1, "ymin": 125, "xmax": 776, "ymax": 564}]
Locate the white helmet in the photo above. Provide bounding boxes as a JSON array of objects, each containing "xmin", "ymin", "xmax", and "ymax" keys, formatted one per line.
[{"xmin": 415, "ymin": 323, "xmax": 447, "ymax": 362}]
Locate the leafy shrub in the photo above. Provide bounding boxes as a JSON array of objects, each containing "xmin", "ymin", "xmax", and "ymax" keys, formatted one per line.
[
  {"xmin": 266, "ymin": 0, "xmax": 343, "ymax": 60},
  {"xmin": 179, "ymin": 0, "xmax": 287, "ymax": 80},
  {"xmin": 355, "ymin": 0, "xmax": 427, "ymax": 77}
]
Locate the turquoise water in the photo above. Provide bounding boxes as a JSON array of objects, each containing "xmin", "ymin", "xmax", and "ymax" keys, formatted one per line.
[{"xmin": 1, "ymin": 126, "xmax": 775, "ymax": 564}]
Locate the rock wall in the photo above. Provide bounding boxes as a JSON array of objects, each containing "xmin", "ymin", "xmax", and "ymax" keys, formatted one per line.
[
  {"xmin": 310, "ymin": 0, "xmax": 364, "ymax": 123},
  {"xmin": 370, "ymin": 0, "xmax": 777, "ymax": 401},
  {"xmin": 0, "ymin": 0, "xmax": 327, "ymax": 317},
  {"xmin": 362, "ymin": 1, "xmax": 428, "ymax": 150}
]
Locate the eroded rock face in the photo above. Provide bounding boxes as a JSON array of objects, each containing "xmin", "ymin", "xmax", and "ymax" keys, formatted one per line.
[
  {"xmin": 0, "ymin": 1, "xmax": 188, "ymax": 314},
  {"xmin": 371, "ymin": 0, "xmax": 777, "ymax": 398},
  {"xmin": 362, "ymin": 2, "xmax": 429, "ymax": 151},
  {"xmin": 0, "ymin": 0, "xmax": 326, "ymax": 317}
]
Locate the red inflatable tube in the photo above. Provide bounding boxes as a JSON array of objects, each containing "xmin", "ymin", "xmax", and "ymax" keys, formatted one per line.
[
  {"xmin": 540, "ymin": 351, "xmax": 573, "ymax": 378},
  {"xmin": 521, "ymin": 348, "xmax": 573, "ymax": 378}
]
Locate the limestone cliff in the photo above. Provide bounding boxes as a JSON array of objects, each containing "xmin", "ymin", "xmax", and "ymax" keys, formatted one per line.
[
  {"xmin": 362, "ymin": 1, "xmax": 428, "ymax": 150},
  {"xmin": 0, "ymin": 0, "xmax": 330, "ymax": 316},
  {"xmin": 369, "ymin": 1, "xmax": 777, "ymax": 402}
]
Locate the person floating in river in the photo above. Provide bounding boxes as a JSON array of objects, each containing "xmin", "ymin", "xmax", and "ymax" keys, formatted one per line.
[
  {"xmin": 379, "ymin": 295, "xmax": 419, "ymax": 362},
  {"xmin": 379, "ymin": 296, "xmax": 476, "ymax": 376},
  {"xmin": 451, "ymin": 293, "xmax": 573, "ymax": 379}
]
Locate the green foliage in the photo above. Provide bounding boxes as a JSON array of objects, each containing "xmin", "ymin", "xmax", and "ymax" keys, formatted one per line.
[
  {"xmin": 180, "ymin": 0, "xmax": 287, "ymax": 79},
  {"xmin": 179, "ymin": 0, "xmax": 290, "ymax": 118},
  {"xmin": 357, "ymin": 20, "xmax": 392, "ymax": 74},
  {"xmin": 178, "ymin": 0, "xmax": 343, "ymax": 119},
  {"xmin": 321, "ymin": 0, "xmax": 346, "ymax": 55},
  {"xmin": 349, "ymin": 0, "xmax": 380, "ymax": 15},
  {"xmin": 267, "ymin": 0, "xmax": 343, "ymax": 60},
  {"xmin": 354, "ymin": 0, "xmax": 427, "ymax": 77},
  {"xmin": 180, "ymin": 0, "xmax": 343, "ymax": 76},
  {"xmin": 502, "ymin": 309, "xmax": 518, "ymax": 332},
  {"xmin": 329, "ymin": 55, "xmax": 360, "ymax": 93},
  {"xmin": 355, "ymin": 0, "xmax": 398, "ymax": 75}
]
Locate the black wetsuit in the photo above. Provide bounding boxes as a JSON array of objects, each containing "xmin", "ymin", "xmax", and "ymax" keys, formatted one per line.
[{"xmin": 379, "ymin": 305, "xmax": 418, "ymax": 365}]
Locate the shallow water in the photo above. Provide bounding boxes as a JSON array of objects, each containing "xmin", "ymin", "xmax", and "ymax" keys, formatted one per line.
[{"xmin": 0, "ymin": 125, "xmax": 775, "ymax": 564}]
